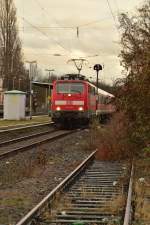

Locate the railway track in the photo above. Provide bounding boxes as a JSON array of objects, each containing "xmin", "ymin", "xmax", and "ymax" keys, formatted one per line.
[
  {"xmin": 0, "ymin": 127, "xmax": 55, "ymax": 147},
  {"xmin": 0, "ymin": 122, "xmax": 53, "ymax": 142},
  {"xmin": 16, "ymin": 151, "xmax": 133, "ymax": 225},
  {"xmin": 0, "ymin": 129, "xmax": 76, "ymax": 160},
  {"xmin": 0, "ymin": 121, "xmax": 51, "ymax": 132}
]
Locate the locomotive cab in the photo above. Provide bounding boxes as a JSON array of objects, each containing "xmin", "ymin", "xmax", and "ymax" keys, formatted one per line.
[
  {"xmin": 51, "ymin": 79, "xmax": 89, "ymax": 124},
  {"xmin": 50, "ymin": 74, "xmax": 114, "ymax": 126}
]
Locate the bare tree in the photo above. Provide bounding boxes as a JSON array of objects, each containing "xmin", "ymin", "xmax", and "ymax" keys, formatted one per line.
[{"xmin": 0, "ymin": 0, "xmax": 25, "ymax": 90}]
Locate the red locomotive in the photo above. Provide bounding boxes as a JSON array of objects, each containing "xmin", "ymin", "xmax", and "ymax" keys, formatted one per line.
[{"xmin": 51, "ymin": 74, "xmax": 115, "ymax": 125}]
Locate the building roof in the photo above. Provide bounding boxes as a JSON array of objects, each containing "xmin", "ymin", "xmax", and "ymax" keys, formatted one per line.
[
  {"xmin": 32, "ymin": 81, "xmax": 53, "ymax": 88},
  {"xmin": 4, "ymin": 90, "xmax": 26, "ymax": 95},
  {"xmin": 98, "ymin": 88, "xmax": 114, "ymax": 97},
  {"xmin": 88, "ymin": 81, "xmax": 114, "ymax": 97}
]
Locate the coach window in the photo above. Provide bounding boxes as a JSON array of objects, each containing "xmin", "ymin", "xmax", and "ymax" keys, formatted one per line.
[
  {"xmin": 106, "ymin": 97, "xmax": 111, "ymax": 104},
  {"xmin": 101, "ymin": 96, "xmax": 105, "ymax": 104},
  {"xmin": 104, "ymin": 97, "xmax": 108, "ymax": 104}
]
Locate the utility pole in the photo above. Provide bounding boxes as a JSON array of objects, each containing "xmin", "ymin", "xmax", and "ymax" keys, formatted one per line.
[
  {"xmin": 12, "ymin": 76, "xmax": 16, "ymax": 89},
  {"xmin": 26, "ymin": 60, "xmax": 37, "ymax": 120},
  {"xmin": 45, "ymin": 69, "xmax": 55, "ymax": 94},
  {"xmin": 19, "ymin": 78, "xmax": 22, "ymax": 90},
  {"xmin": 45, "ymin": 69, "xmax": 55, "ymax": 114},
  {"xmin": 45, "ymin": 69, "xmax": 55, "ymax": 82},
  {"xmin": 0, "ymin": 46, "xmax": 4, "ymax": 89}
]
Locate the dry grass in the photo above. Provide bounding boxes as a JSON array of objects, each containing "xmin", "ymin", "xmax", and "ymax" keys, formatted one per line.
[
  {"xmin": 104, "ymin": 194, "xmax": 126, "ymax": 214},
  {"xmin": 133, "ymin": 158, "xmax": 150, "ymax": 225},
  {"xmin": 43, "ymin": 192, "xmax": 73, "ymax": 220},
  {"xmin": 0, "ymin": 191, "xmax": 31, "ymax": 225},
  {"xmin": 87, "ymin": 113, "xmax": 132, "ymax": 160},
  {"xmin": 133, "ymin": 182, "xmax": 150, "ymax": 224},
  {"xmin": 0, "ymin": 146, "xmax": 48, "ymax": 185},
  {"xmin": 41, "ymin": 177, "xmax": 126, "ymax": 224},
  {"xmin": 0, "ymin": 115, "xmax": 50, "ymax": 127}
]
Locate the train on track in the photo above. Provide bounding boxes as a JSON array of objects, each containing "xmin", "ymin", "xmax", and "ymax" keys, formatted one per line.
[{"xmin": 51, "ymin": 74, "xmax": 115, "ymax": 126}]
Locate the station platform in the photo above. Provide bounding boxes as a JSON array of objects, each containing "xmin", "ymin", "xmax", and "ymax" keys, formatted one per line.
[{"xmin": 0, "ymin": 115, "xmax": 50, "ymax": 130}]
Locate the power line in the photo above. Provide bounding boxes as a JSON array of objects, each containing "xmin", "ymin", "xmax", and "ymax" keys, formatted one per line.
[
  {"xmin": 105, "ymin": 0, "xmax": 119, "ymax": 34},
  {"xmin": 22, "ymin": 17, "xmax": 71, "ymax": 54},
  {"xmin": 18, "ymin": 16, "xmax": 116, "ymax": 30},
  {"xmin": 33, "ymin": 0, "xmax": 60, "ymax": 27},
  {"xmin": 33, "ymin": 0, "xmax": 118, "ymax": 30},
  {"xmin": 24, "ymin": 52, "xmax": 68, "ymax": 56},
  {"xmin": 17, "ymin": 26, "xmax": 74, "ymax": 30},
  {"xmin": 34, "ymin": 0, "xmax": 46, "ymax": 12},
  {"xmin": 22, "ymin": 0, "xmax": 71, "ymax": 52},
  {"xmin": 113, "ymin": 0, "xmax": 119, "ymax": 13},
  {"xmin": 18, "ymin": 16, "xmax": 116, "ymax": 40},
  {"xmin": 33, "ymin": 0, "xmax": 52, "ymax": 18},
  {"xmin": 78, "ymin": 16, "xmax": 113, "ymax": 28},
  {"xmin": 20, "ymin": 1, "xmax": 120, "ymax": 61},
  {"xmin": 21, "ymin": 1, "xmax": 72, "ymax": 53}
]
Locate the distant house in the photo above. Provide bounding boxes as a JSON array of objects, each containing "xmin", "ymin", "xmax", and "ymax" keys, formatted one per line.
[{"xmin": 0, "ymin": 79, "xmax": 53, "ymax": 115}]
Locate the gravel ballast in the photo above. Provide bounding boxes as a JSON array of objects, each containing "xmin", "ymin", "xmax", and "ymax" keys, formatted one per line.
[
  {"xmin": 0, "ymin": 124, "xmax": 53, "ymax": 143},
  {"xmin": 0, "ymin": 129, "xmax": 92, "ymax": 225}
]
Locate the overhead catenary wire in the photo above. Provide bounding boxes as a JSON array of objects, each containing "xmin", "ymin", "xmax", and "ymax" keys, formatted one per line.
[
  {"xmin": 20, "ymin": 0, "xmax": 120, "ymax": 38},
  {"xmin": 31, "ymin": 0, "xmax": 75, "ymax": 50},
  {"xmin": 32, "ymin": 0, "xmax": 120, "ymax": 35},
  {"xmin": 17, "ymin": 16, "xmax": 116, "ymax": 30},
  {"xmin": 105, "ymin": 0, "xmax": 120, "ymax": 34},
  {"xmin": 29, "ymin": 1, "xmax": 110, "ymax": 51},
  {"xmin": 33, "ymin": 0, "xmax": 118, "ymax": 32},
  {"xmin": 34, "ymin": 0, "xmax": 47, "ymax": 13},
  {"xmin": 18, "ymin": 0, "xmax": 119, "ymax": 40},
  {"xmin": 33, "ymin": 0, "xmax": 62, "ymax": 28},
  {"xmin": 20, "ymin": 0, "xmax": 72, "ymax": 54},
  {"xmin": 19, "ymin": 0, "xmax": 120, "ymax": 72},
  {"xmin": 18, "ymin": 15, "xmax": 118, "ymax": 40},
  {"xmin": 22, "ymin": 17, "xmax": 71, "ymax": 54},
  {"xmin": 113, "ymin": 0, "xmax": 119, "ymax": 13}
]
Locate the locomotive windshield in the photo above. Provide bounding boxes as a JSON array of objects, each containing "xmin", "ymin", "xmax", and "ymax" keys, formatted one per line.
[{"xmin": 57, "ymin": 82, "xmax": 84, "ymax": 94}]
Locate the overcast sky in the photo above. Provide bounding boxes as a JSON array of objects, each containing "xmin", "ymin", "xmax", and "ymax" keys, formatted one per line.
[{"xmin": 14, "ymin": 0, "xmax": 143, "ymax": 83}]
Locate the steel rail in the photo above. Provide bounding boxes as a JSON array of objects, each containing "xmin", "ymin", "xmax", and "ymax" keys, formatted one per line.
[
  {"xmin": 16, "ymin": 151, "xmax": 96, "ymax": 225},
  {"xmin": 16, "ymin": 151, "xmax": 133, "ymax": 225},
  {"xmin": 0, "ymin": 130, "xmax": 76, "ymax": 160},
  {"xmin": 0, "ymin": 122, "xmax": 52, "ymax": 133},
  {"xmin": 0, "ymin": 128, "xmax": 56, "ymax": 147},
  {"xmin": 123, "ymin": 164, "xmax": 134, "ymax": 225}
]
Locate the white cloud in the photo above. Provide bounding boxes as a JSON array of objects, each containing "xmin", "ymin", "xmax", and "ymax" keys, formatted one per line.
[{"xmin": 14, "ymin": 0, "xmax": 143, "ymax": 83}]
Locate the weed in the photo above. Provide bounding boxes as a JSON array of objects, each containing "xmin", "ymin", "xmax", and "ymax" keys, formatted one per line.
[
  {"xmin": 88, "ymin": 113, "xmax": 133, "ymax": 160},
  {"xmin": 43, "ymin": 192, "xmax": 73, "ymax": 221},
  {"xmin": 0, "ymin": 146, "xmax": 48, "ymax": 185},
  {"xmin": 36, "ymin": 146, "xmax": 48, "ymax": 167},
  {"xmin": 133, "ymin": 158, "xmax": 150, "ymax": 224}
]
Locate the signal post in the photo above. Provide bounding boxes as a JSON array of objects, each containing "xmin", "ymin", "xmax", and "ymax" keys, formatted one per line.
[{"xmin": 93, "ymin": 64, "xmax": 103, "ymax": 110}]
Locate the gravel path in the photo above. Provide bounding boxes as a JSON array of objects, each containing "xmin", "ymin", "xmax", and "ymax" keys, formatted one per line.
[{"xmin": 0, "ymin": 129, "xmax": 92, "ymax": 225}]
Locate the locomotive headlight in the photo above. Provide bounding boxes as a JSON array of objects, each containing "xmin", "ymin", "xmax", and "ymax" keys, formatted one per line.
[
  {"xmin": 56, "ymin": 106, "xmax": 61, "ymax": 111},
  {"xmin": 78, "ymin": 107, "xmax": 84, "ymax": 111}
]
